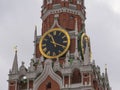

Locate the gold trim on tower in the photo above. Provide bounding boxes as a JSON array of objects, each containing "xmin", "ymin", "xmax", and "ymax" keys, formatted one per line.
[{"xmin": 81, "ymin": 33, "xmax": 92, "ymax": 60}]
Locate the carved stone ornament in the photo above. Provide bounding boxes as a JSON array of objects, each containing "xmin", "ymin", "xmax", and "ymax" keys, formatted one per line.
[{"xmin": 34, "ymin": 59, "xmax": 62, "ymax": 90}]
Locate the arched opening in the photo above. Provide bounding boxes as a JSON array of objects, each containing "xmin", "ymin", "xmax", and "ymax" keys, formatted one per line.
[
  {"xmin": 38, "ymin": 76, "xmax": 60, "ymax": 90},
  {"xmin": 46, "ymin": 81, "xmax": 51, "ymax": 89},
  {"xmin": 71, "ymin": 69, "xmax": 81, "ymax": 84}
]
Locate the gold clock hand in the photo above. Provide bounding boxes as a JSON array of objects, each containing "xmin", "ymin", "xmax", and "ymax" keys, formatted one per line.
[
  {"xmin": 48, "ymin": 34, "xmax": 56, "ymax": 47},
  {"xmin": 50, "ymin": 41, "xmax": 57, "ymax": 47},
  {"xmin": 55, "ymin": 43, "xmax": 66, "ymax": 48}
]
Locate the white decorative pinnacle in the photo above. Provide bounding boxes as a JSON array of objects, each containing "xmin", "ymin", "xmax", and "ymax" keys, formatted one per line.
[
  {"xmin": 11, "ymin": 49, "xmax": 18, "ymax": 74},
  {"xmin": 40, "ymin": 55, "xmax": 44, "ymax": 62},
  {"xmin": 19, "ymin": 61, "xmax": 27, "ymax": 75},
  {"xmin": 84, "ymin": 41, "xmax": 90, "ymax": 65},
  {"xmin": 64, "ymin": 51, "xmax": 70, "ymax": 67},
  {"xmin": 53, "ymin": 58, "xmax": 61, "ymax": 72},
  {"xmin": 33, "ymin": 25, "xmax": 37, "ymax": 58},
  {"xmin": 28, "ymin": 60, "xmax": 35, "ymax": 72},
  {"xmin": 74, "ymin": 18, "xmax": 79, "ymax": 60}
]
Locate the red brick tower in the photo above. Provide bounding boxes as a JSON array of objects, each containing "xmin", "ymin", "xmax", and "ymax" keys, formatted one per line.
[
  {"xmin": 8, "ymin": 0, "xmax": 111, "ymax": 90},
  {"xmin": 35, "ymin": 0, "xmax": 86, "ymax": 58}
]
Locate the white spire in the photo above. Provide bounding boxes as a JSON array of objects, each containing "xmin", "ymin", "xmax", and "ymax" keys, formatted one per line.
[
  {"xmin": 74, "ymin": 18, "xmax": 79, "ymax": 60},
  {"xmin": 34, "ymin": 25, "xmax": 37, "ymax": 42},
  {"xmin": 11, "ymin": 49, "xmax": 18, "ymax": 74},
  {"xmin": 105, "ymin": 64, "xmax": 109, "ymax": 84},
  {"xmin": 33, "ymin": 25, "xmax": 37, "ymax": 57}
]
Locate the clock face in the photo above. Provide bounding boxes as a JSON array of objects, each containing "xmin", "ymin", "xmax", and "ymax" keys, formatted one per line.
[{"xmin": 39, "ymin": 28, "xmax": 70, "ymax": 59}]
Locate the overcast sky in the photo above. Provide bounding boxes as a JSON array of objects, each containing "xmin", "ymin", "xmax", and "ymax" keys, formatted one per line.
[{"xmin": 0, "ymin": 0, "xmax": 120, "ymax": 90}]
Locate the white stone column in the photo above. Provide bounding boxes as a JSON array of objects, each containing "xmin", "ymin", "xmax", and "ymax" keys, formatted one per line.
[
  {"xmin": 63, "ymin": 76, "xmax": 65, "ymax": 88},
  {"xmin": 69, "ymin": 74, "xmax": 71, "ymax": 87},
  {"xmin": 27, "ymin": 79, "xmax": 29, "ymax": 90}
]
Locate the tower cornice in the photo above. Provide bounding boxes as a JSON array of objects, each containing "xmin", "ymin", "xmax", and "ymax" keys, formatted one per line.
[{"xmin": 41, "ymin": 7, "xmax": 85, "ymax": 21}]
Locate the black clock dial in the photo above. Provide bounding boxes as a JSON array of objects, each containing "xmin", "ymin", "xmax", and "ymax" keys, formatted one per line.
[{"xmin": 39, "ymin": 28, "xmax": 70, "ymax": 59}]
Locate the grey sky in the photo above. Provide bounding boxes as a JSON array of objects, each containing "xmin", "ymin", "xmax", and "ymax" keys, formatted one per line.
[{"xmin": 0, "ymin": 0, "xmax": 119, "ymax": 90}]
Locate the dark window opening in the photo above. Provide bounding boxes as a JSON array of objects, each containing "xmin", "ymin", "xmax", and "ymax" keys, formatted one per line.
[{"xmin": 46, "ymin": 82, "xmax": 51, "ymax": 89}]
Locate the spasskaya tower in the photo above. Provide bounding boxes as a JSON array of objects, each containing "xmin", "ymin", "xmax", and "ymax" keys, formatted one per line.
[{"xmin": 8, "ymin": 0, "xmax": 111, "ymax": 90}]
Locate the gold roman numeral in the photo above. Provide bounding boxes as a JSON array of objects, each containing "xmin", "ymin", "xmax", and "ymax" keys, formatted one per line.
[
  {"xmin": 53, "ymin": 31, "xmax": 56, "ymax": 35},
  {"xmin": 48, "ymin": 34, "xmax": 51, "ymax": 37},
  {"xmin": 58, "ymin": 32, "xmax": 62, "ymax": 36},
  {"xmin": 53, "ymin": 52, "xmax": 56, "ymax": 56},
  {"xmin": 43, "ymin": 48, "xmax": 47, "ymax": 52},
  {"xmin": 44, "ymin": 38, "xmax": 48, "ymax": 41},
  {"xmin": 62, "ymin": 35, "xmax": 66, "ymax": 39},
  {"xmin": 58, "ymin": 50, "xmax": 62, "ymax": 53},
  {"xmin": 47, "ymin": 51, "xmax": 50, "ymax": 55},
  {"xmin": 42, "ymin": 44, "xmax": 46, "ymax": 47},
  {"xmin": 63, "ymin": 41, "xmax": 67, "ymax": 43}
]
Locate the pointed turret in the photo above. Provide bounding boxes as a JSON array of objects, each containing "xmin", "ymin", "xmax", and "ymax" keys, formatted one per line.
[
  {"xmin": 34, "ymin": 25, "xmax": 37, "ymax": 42},
  {"xmin": 105, "ymin": 64, "xmax": 109, "ymax": 85},
  {"xmin": 11, "ymin": 48, "xmax": 18, "ymax": 74},
  {"xmin": 33, "ymin": 25, "xmax": 37, "ymax": 58}
]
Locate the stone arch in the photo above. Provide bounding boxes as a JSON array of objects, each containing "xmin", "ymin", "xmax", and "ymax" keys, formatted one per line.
[
  {"xmin": 34, "ymin": 59, "xmax": 62, "ymax": 90},
  {"xmin": 38, "ymin": 76, "xmax": 60, "ymax": 90},
  {"xmin": 71, "ymin": 68, "xmax": 82, "ymax": 84}
]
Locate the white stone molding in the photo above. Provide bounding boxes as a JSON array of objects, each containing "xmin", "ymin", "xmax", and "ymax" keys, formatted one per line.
[
  {"xmin": 61, "ymin": 68, "xmax": 72, "ymax": 76},
  {"xmin": 34, "ymin": 59, "xmax": 62, "ymax": 90},
  {"xmin": 42, "ymin": 7, "xmax": 85, "ymax": 21},
  {"xmin": 80, "ymin": 65, "xmax": 93, "ymax": 72},
  {"xmin": 50, "ymin": 14, "xmax": 62, "ymax": 29},
  {"xmin": 84, "ymin": 41, "xmax": 90, "ymax": 65},
  {"xmin": 40, "ymin": 55, "xmax": 44, "ymax": 62},
  {"xmin": 26, "ymin": 72, "xmax": 36, "ymax": 79},
  {"xmin": 64, "ymin": 51, "xmax": 70, "ymax": 68},
  {"xmin": 68, "ymin": 31, "xmax": 75, "ymax": 39},
  {"xmin": 36, "ymin": 61, "xmax": 43, "ymax": 74},
  {"xmin": 71, "ymin": 59, "xmax": 81, "ymax": 72},
  {"xmin": 9, "ymin": 74, "xmax": 19, "ymax": 80}
]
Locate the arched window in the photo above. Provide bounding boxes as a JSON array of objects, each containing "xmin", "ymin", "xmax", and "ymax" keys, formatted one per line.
[
  {"xmin": 72, "ymin": 69, "xmax": 81, "ymax": 84},
  {"xmin": 46, "ymin": 82, "xmax": 51, "ymax": 89}
]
